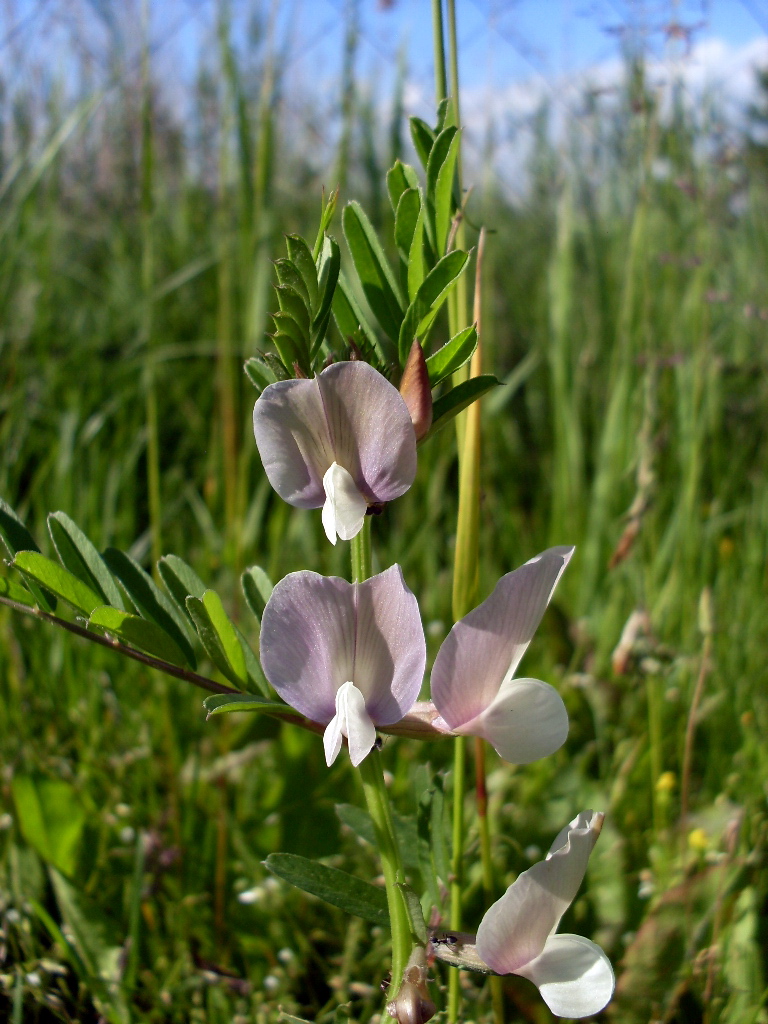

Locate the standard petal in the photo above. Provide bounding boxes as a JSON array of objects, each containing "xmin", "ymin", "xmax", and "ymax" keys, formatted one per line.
[
  {"xmin": 260, "ymin": 571, "xmax": 356, "ymax": 723},
  {"xmin": 458, "ymin": 677, "xmax": 568, "ymax": 763},
  {"xmin": 316, "ymin": 362, "xmax": 417, "ymax": 504},
  {"xmin": 253, "ymin": 378, "xmax": 335, "ymax": 508},
  {"xmin": 322, "ymin": 463, "xmax": 368, "ymax": 544},
  {"xmin": 431, "ymin": 546, "xmax": 574, "ymax": 729},
  {"xmin": 476, "ymin": 811, "xmax": 603, "ymax": 974},
  {"xmin": 353, "ymin": 565, "xmax": 426, "ymax": 725},
  {"xmin": 516, "ymin": 934, "xmax": 614, "ymax": 1018}
]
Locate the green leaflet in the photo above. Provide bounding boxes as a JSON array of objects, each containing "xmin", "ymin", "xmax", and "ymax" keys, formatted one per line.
[
  {"xmin": 424, "ymin": 376, "xmax": 502, "ymax": 442},
  {"xmin": 13, "ymin": 551, "xmax": 102, "ymax": 616},
  {"xmin": 202, "ymin": 693, "xmax": 301, "ymax": 717},
  {"xmin": 264, "ymin": 853, "xmax": 389, "ymax": 926},
  {"xmin": 342, "ymin": 200, "xmax": 404, "ymax": 343},
  {"xmin": 398, "ymin": 249, "xmax": 470, "ymax": 364},
  {"xmin": 425, "ymin": 326, "xmax": 478, "ymax": 386},
  {"xmin": 0, "ymin": 497, "xmax": 56, "ymax": 611},
  {"xmin": 186, "ymin": 590, "xmax": 247, "ymax": 688},
  {"xmin": 48, "ymin": 511, "xmax": 125, "ymax": 610},
  {"xmin": 102, "ymin": 548, "xmax": 197, "ymax": 669},
  {"xmin": 88, "ymin": 606, "xmax": 187, "ymax": 667}
]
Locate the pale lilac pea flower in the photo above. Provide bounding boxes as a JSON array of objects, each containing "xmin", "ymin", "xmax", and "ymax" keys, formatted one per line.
[
  {"xmin": 430, "ymin": 546, "xmax": 574, "ymax": 763},
  {"xmin": 252, "ymin": 361, "xmax": 417, "ymax": 545},
  {"xmin": 476, "ymin": 811, "xmax": 614, "ymax": 1018},
  {"xmin": 259, "ymin": 565, "xmax": 426, "ymax": 767}
]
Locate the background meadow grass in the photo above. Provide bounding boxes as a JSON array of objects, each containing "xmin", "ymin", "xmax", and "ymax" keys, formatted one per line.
[{"xmin": 1, "ymin": 2, "xmax": 768, "ymax": 1021}]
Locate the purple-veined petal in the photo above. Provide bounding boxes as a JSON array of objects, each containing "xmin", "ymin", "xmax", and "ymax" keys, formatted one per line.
[
  {"xmin": 260, "ymin": 566, "xmax": 425, "ymax": 729},
  {"xmin": 476, "ymin": 811, "xmax": 603, "ymax": 974},
  {"xmin": 353, "ymin": 565, "xmax": 426, "ymax": 725},
  {"xmin": 315, "ymin": 362, "xmax": 417, "ymax": 503},
  {"xmin": 431, "ymin": 546, "xmax": 574, "ymax": 729},
  {"xmin": 261, "ymin": 571, "xmax": 355, "ymax": 723},
  {"xmin": 252, "ymin": 378, "xmax": 334, "ymax": 508},
  {"xmin": 516, "ymin": 934, "xmax": 614, "ymax": 1018},
  {"xmin": 457, "ymin": 677, "xmax": 568, "ymax": 763},
  {"xmin": 323, "ymin": 682, "xmax": 377, "ymax": 766},
  {"xmin": 322, "ymin": 463, "xmax": 368, "ymax": 544}
]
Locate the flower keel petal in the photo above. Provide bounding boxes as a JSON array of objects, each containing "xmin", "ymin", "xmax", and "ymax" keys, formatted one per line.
[
  {"xmin": 459, "ymin": 677, "xmax": 568, "ymax": 764},
  {"xmin": 516, "ymin": 934, "xmax": 615, "ymax": 1019},
  {"xmin": 322, "ymin": 463, "xmax": 368, "ymax": 544}
]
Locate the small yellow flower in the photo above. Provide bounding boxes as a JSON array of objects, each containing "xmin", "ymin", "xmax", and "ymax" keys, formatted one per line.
[
  {"xmin": 656, "ymin": 771, "xmax": 676, "ymax": 794},
  {"xmin": 688, "ymin": 828, "xmax": 709, "ymax": 852}
]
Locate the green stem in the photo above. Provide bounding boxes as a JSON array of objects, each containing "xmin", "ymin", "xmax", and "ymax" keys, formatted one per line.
[
  {"xmin": 431, "ymin": 0, "xmax": 447, "ymax": 107},
  {"xmin": 358, "ymin": 748, "xmax": 411, "ymax": 994},
  {"xmin": 475, "ymin": 737, "xmax": 505, "ymax": 1023},
  {"xmin": 350, "ymin": 517, "xmax": 372, "ymax": 584},
  {"xmin": 448, "ymin": 733, "xmax": 465, "ymax": 1021}
]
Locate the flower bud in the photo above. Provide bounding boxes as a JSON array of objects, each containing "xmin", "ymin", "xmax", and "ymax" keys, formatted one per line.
[
  {"xmin": 399, "ymin": 339, "xmax": 433, "ymax": 441},
  {"xmin": 386, "ymin": 950, "xmax": 436, "ymax": 1024}
]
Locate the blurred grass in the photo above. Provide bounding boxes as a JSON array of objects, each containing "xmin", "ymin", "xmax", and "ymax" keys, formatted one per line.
[{"xmin": 1, "ymin": 9, "xmax": 768, "ymax": 1023}]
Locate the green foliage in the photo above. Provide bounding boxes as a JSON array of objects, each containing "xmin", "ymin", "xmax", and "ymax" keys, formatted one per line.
[{"xmin": 264, "ymin": 853, "xmax": 389, "ymax": 926}]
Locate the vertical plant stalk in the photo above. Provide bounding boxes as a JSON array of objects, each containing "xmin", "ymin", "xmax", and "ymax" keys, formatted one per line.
[
  {"xmin": 217, "ymin": 1, "xmax": 241, "ymax": 566},
  {"xmin": 141, "ymin": 0, "xmax": 162, "ymax": 572},
  {"xmin": 680, "ymin": 589, "xmax": 714, "ymax": 849},
  {"xmin": 445, "ymin": 0, "xmax": 469, "ymax": 399},
  {"xmin": 431, "ymin": 0, "xmax": 447, "ymax": 107},
  {"xmin": 448, "ymin": 228, "xmax": 487, "ymax": 1024},
  {"xmin": 352, "ymin": 521, "xmax": 412, "ymax": 994},
  {"xmin": 335, "ymin": 0, "xmax": 359, "ymax": 196}
]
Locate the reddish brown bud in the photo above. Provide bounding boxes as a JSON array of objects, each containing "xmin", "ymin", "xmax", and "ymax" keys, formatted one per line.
[
  {"xmin": 399, "ymin": 339, "xmax": 433, "ymax": 441},
  {"xmin": 387, "ymin": 948, "xmax": 436, "ymax": 1024}
]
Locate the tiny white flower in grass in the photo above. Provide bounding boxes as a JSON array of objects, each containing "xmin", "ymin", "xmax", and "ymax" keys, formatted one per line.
[
  {"xmin": 252, "ymin": 361, "xmax": 417, "ymax": 544},
  {"xmin": 476, "ymin": 810, "xmax": 614, "ymax": 1019},
  {"xmin": 260, "ymin": 565, "xmax": 426, "ymax": 767},
  {"xmin": 429, "ymin": 546, "xmax": 574, "ymax": 763}
]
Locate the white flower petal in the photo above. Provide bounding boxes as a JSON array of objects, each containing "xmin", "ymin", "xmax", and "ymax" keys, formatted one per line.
[
  {"xmin": 322, "ymin": 463, "xmax": 367, "ymax": 544},
  {"xmin": 323, "ymin": 714, "xmax": 344, "ymax": 766},
  {"xmin": 459, "ymin": 677, "xmax": 568, "ymax": 764},
  {"xmin": 328, "ymin": 681, "xmax": 377, "ymax": 766},
  {"xmin": 476, "ymin": 811, "xmax": 603, "ymax": 974},
  {"xmin": 516, "ymin": 934, "xmax": 615, "ymax": 1018}
]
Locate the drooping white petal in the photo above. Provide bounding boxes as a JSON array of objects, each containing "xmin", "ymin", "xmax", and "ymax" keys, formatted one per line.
[
  {"xmin": 323, "ymin": 681, "xmax": 377, "ymax": 766},
  {"xmin": 516, "ymin": 934, "xmax": 615, "ymax": 1019},
  {"xmin": 322, "ymin": 463, "xmax": 368, "ymax": 545},
  {"xmin": 476, "ymin": 811, "xmax": 603, "ymax": 975},
  {"xmin": 457, "ymin": 677, "xmax": 568, "ymax": 763},
  {"xmin": 431, "ymin": 547, "xmax": 574, "ymax": 731}
]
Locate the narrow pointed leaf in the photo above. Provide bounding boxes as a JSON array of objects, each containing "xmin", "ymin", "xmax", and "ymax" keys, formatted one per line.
[
  {"xmin": 157, "ymin": 553, "xmax": 207, "ymax": 620},
  {"xmin": 48, "ymin": 868, "xmax": 123, "ymax": 986},
  {"xmin": 241, "ymin": 565, "xmax": 273, "ymax": 622},
  {"xmin": 426, "ymin": 326, "xmax": 478, "ymax": 386},
  {"xmin": 272, "ymin": 332, "xmax": 303, "ymax": 376},
  {"xmin": 311, "ymin": 235, "xmax": 341, "ymax": 358},
  {"xmin": 0, "ymin": 498, "xmax": 56, "ymax": 611},
  {"xmin": 274, "ymin": 258, "xmax": 311, "ymax": 310},
  {"xmin": 332, "ymin": 272, "xmax": 396, "ymax": 366},
  {"xmin": 275, "ymin": 285, "xmax": 311, "ymax": 339},
  {"xmin": 13, "ymin": 551, "xmax": 101, "ymax": 616},
  {"xmin": 0, "ymin": 574, "xmax": 37, "ymax": 606},
  {"xmin": 394, "ymin": 188, "xmax": 422, "ymax": 261},
  {"xmin": 398, "ymin": 883, "xmax": 428, "ymax": 944},
  {"xmin": 48, "ymin": 512, "xmax": 124, "ymax": 610},
  {"xmin": 285, "ymin": 235, "xmax": 318, "ymax": 311},
  {"xmin": 342, "ymin": 201, "xmax": 404, "ymax": 342},
  {"xmin": 272, "ymin": 311, "xmax": 309, "ymax": 352},
  {"xmin": 264, "ymin": 853, "xmax": 389, "ymax": 925},
  {"xmin": 12, "ymin": 777, "xmax": 85, "ymax": 877},
  {"xmin": 398, "ymin": 249, "xmax": 470, "ymax": 364},
  {"xmin": 427, "ymin": 126, "xmax": 461, "ymax": 256},
  {"xmin": 203, "ymin": 693, "xmax": 301, "ymax": 717},
  {"xmin": 186, "ymin": 592, "xmax": 246, "ymax": 687},
  {"xmin": 232, "ymin": 621, "xmax": 270, "ymax": 696},
  {"xmin": 102, "ymin": 548, "xmax": 196, "ymax": 668},
  {"xmin": 425, "ymin": 376, "xmax": 501, "ymax": 441},
  {"xmin": 407, "ymin": 207, "xmax": 427, "ymax": 303},
  {"xmin": 435, "ymin": 96, "xmax": 453, "ymax": 132},
  {"xmin": 387, "ymin": 159, "xmax": 419, "ymax": 212},
  {"xmin": 88, "ymin": 606, "xmax": 187, "ymax": 667},
  {"xmin": 244, "ymin": 357, "xmax": 278, "ymax": 395},
  {"xmin": 410, "ymin": 117, "xmax": 435, "ymax": 172}
]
